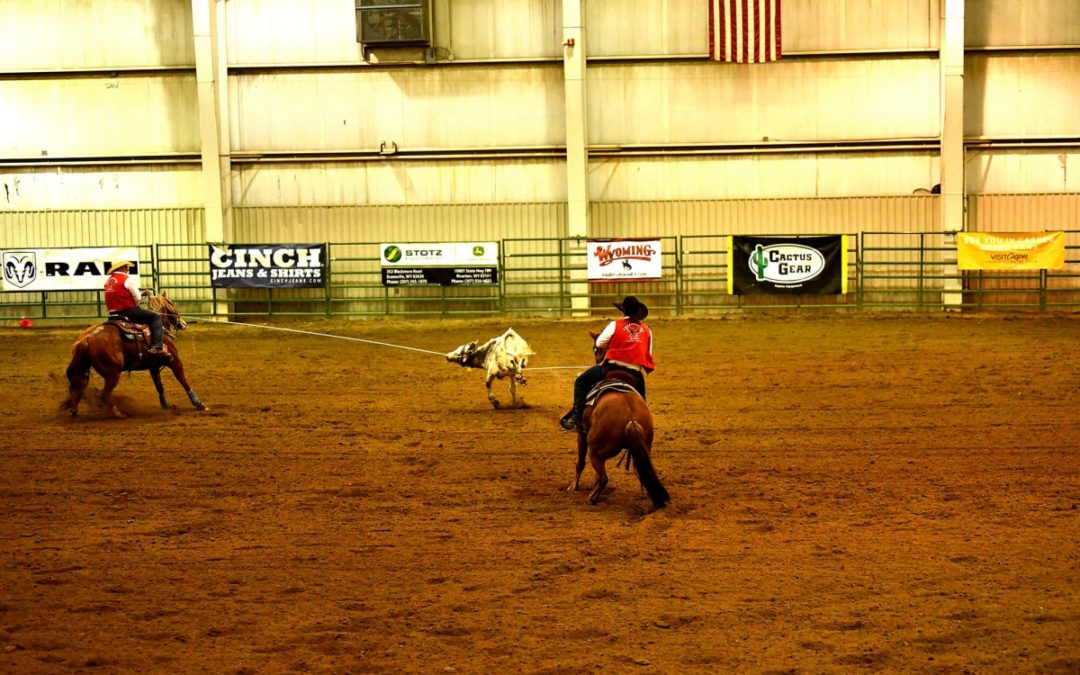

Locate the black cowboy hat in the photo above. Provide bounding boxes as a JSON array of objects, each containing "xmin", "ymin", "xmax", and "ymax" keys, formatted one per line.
[{"xmin": 613, "ymin": 296, "xmax": 648, "ymax": 320}]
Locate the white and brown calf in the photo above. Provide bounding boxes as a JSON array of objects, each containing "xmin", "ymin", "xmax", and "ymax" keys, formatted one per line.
[{"xmin": 446, "ymin": 327, "xmax": 534, "ymax": 409}]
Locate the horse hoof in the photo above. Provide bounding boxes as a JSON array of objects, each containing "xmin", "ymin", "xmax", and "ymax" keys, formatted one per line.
[{"xmin": 490, "ymin": 401, "xmax": 501, "ymax": 410}]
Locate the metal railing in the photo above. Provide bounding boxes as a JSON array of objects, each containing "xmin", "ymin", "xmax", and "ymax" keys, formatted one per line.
[{"xmin": 3, "ymin": 233, "xmax": 1078, "ymax": 323}]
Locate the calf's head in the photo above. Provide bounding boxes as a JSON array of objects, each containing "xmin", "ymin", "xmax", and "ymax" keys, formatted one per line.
[{"xmin": 446, "ymin": 341, "xmax": 478, "ymax": 366}]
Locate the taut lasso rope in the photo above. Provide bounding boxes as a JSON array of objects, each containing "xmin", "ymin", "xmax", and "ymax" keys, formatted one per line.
[{"xmin": 187, "ymin": 317, "xmax": 590, "ymax": 370}]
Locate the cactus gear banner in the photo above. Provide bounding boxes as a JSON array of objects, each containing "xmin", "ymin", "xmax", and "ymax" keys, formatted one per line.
[{"xmin": 728, "ymin": 235, "xmax": 847, "ymax": 295}]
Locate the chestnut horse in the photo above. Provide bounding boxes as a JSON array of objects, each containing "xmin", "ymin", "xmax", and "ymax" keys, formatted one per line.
[
  {"xmin": 567, "ymin": 333, "xmax": 669, "ymax": 508},
  {"xmin": 60, "ymin": 291, "xmax": 207, "ymax": 418}
]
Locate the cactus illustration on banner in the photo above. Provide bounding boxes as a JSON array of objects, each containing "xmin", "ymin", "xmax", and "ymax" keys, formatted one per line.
[{"xmin": 751, "ymin": 244, "xmax": 768, "ymax": 281}]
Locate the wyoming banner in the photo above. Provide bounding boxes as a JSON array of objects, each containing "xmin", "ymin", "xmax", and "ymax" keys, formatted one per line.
[
  {"xmin": 728, "ymin": 235, "xmax": 847, "ymax": 295},
  {"xmin": 957, "ymin": 232, "xmax": 1066, "ymax": 270}
]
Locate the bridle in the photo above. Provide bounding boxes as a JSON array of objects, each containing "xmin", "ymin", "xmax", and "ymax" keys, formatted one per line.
[{"xmin": 146, "ymin": 294, "xmax": 186, "ymax": 336}]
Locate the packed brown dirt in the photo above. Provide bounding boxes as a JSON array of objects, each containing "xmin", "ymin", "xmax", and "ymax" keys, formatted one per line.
[{"xmin": 1, "ymin": 313, "xmax": 1078, "ymax": 674}]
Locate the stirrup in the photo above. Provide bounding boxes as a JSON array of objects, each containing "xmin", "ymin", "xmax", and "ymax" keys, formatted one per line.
[{"xmin": 558, "ymin": 408, "xmax": 579, "ymax": 431}]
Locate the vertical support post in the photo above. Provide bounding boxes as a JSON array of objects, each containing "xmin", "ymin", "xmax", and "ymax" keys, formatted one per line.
[
  {"xmin": 940, "ymin": 0, "xmax": 966, "ymax": 310},
  {"xmin": 192, "ymin": 0, "xmax": 232, "ymax": 318},
  {"xmin": 325, "ymin": 242, "xmax": 332, "ymax": 318},
  {"xmin": 562, "ymin": 0, "xmax": 590, "ymax": 316}
]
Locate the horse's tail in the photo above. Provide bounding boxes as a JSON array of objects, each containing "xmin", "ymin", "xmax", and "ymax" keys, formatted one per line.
[
  {"xmin": 625, "ymin": 420, "xmax": 669, "ymax": 508},
  {"xmin": 67, "ymin": 339, "xmax": 90, "ymax": 380}
]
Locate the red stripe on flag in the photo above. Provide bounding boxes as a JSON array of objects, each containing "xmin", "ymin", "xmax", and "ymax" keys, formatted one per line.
[{"xmin": 709, "ymin": 0, "xmax": 782, "ymax": 63}]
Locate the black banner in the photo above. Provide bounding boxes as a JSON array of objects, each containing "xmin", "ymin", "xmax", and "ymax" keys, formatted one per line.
[
  {"xmin": 730, "ymin": 235, "xmax": 846, "ymax": 295},
  {"xmin": 381, "ymin": 267, "xmax": 498, "ymax": 287},
  {"xmin": 209, "ymin": 243, "xmax": 326, "ymax": 288}
]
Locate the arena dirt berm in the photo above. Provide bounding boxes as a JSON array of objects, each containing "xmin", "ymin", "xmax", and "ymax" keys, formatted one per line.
[{"xmin": 1, "ymin": 313, "xmax": 1077, "ymax": 672}]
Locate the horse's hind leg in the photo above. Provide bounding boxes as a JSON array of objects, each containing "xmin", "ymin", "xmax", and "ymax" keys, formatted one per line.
[
  {"xmin": 61, "ymin": 366, "xmax": 90, "ymax": 416},
  {"xmin": 100, "ymin": 371, "xmax": 125, "ymax": 418},
  {"xmin": 150, "ymin": 367, "xmax": 171, "ymax": 409},
  {"xmin": 587, "ymin": 455, "xmax": 609, "ymax": 505}
]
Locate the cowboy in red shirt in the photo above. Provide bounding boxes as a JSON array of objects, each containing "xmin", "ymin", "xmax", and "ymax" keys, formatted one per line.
[
  {"xmin": 104, "ymin": 261, "xmax": 167, "ymax": 357},
  {"xmin": 560, "ymin": 296, "xmax": 654, "ymax": 431}
]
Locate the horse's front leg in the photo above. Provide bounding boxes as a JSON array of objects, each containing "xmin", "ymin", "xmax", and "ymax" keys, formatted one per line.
[
  {"xmin": 166, "ymin": 357, "xmax": 207, "ymax": 411},
  {"xmin": 149, "ymin": 367, "xmax": 172, "ymax": 409},
  {"xmin": 486, "ymin": 374, "xmax": 500, "ymax": 409},
  {"xmin": 567, "ymin": 430, "xmax": 588, "ymax": 492}
]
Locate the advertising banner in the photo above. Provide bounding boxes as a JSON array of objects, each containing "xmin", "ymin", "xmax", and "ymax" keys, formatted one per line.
[
  {"xmin": 379, "ymin": 242, "xmax": 498, "ymax": 286},
  {"xmin": 208, "ymin": 243, "xmax": 326, "ymax": 288},
  {"xmin": 728, "ymin": 235, "xmax": 848, "ymax": 295},
  {"xmin": 2, "ymin": 246, "xmax": 141, "ymax": 292},
  {"xmin": 587, "ymin": 239, "xmax": 663, "ymax": 282},
  {"xmin": 957, "ymin": 231, "xmax": 1065, "ymax": 270}
]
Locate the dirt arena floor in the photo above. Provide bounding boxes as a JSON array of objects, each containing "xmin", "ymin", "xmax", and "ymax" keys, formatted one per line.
[{"xmin": 1, "ymin": 312, "xmax": 1078, "ymax": 673}]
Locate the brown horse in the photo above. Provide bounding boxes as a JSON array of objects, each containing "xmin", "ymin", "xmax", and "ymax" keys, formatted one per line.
[
  {"xmin": 567, "ymin": 338, "xmax": 669, "ymax": 508},
  {"xmin": 60, "ymin": 291, "xmax": 207, "ymax": 418}
]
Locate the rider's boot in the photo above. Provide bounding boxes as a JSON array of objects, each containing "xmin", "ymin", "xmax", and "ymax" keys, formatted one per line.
[
  {"xmin": 147, "ymin": 344, "xmax": 172, "ymax": 362},
  {"xmin": 559, "ymin": 407, "xmax": 581, "ymax": 431}
]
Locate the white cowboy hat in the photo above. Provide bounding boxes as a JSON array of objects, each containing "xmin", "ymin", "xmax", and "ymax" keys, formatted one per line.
[{"xmin": 106, "ymin": 261, "xmax": 134, "ymax": 275}]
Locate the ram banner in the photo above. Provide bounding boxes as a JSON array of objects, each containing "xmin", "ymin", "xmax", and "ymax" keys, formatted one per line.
[
  {"xmin": 2, "ymin": 246, "xmax": 141, "ymax": 292},
  {"xmin": 957, "ymin": 231, "xmax": 1065, "ymax": 270},
  {"xmin": 587, "ymin": 239, "xmax": 663, "ymax": 282},
  {"xmin": 208, "ymin": 243, "xmax": 326, "ymax": 288},
  {"xmin": 379, "ymin": 242, "xmax": 498, "ymax": 286},
  {"xmin": 728, "ymin": 235, "xmax": 848, "ymax": 295}
]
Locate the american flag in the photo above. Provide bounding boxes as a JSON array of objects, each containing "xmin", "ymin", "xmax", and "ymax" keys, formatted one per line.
[{"xmin": 709, "ymin": 0, "xmax": 782, "ymax": 63}]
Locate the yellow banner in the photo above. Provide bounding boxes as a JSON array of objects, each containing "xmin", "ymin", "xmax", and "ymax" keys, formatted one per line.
[{"xmin": 957, "ymin": 231, "xmax": 1066, "ymax": 270}]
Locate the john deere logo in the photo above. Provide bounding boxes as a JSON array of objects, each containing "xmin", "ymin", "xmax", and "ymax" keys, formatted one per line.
[
  {"xmin": 383, "ymin": 245, "xmax": 402, "ymax": 263},
  {"xmin": 472, "ymin": 245, "xmax": 484, "ymax": 256},
  {"xmin": 749, "ymin": 244, "xmax": 825, "ymax": 283}
]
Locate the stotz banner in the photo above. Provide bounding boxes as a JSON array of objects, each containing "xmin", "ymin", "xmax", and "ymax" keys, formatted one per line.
[
  {"xmin": 957, "ymin": 231, "xmax": 1065, "ymax": 270},
  {"xmin": 587, "ymin": 239, "xmax": 663, "ymax": 282},
  {"xmin": 2, "ymin": 246, "xmax": 140, "ymax": 292},
  {"xmin": 379, "ymin": 242, "xmax": 498, "ymax": 286},
  {"xmin": 208, "ymin": 243, "xmax": 326, "ymax": 288},
  {"xmin": 728, "ymin": 235, "xmax": 848, "ymax": 295}
]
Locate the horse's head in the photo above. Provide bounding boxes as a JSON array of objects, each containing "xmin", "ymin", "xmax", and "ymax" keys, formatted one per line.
[
  {"xmin": 588, "ymin": 329, "xmax": 606, "ymax": 365},
  {"xmin": 147, "ymin": 290, "xmax": 186, "ymax": 333},
  {"xmin": 446, "ymin": 340, "xmax": 477, "ymax": 367}
]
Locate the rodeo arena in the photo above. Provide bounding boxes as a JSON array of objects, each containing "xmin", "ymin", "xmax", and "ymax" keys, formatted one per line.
[{"xmin": 2, "ymin": 1, "xmax": 1080, "ymax": 673}]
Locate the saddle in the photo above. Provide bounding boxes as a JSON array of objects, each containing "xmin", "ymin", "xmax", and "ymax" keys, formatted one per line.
[
  {"xmin": 106, "ymin": 315, "xmax": 151, "ymax": 344},
  {"xmin": 584, "ymin": 380, "xmax": 641, "ymax": 407}
]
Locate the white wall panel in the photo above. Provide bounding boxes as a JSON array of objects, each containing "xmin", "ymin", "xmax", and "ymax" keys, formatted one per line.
[
  {"xmin": 781, "ymin": 0, "xmax": 937, "ymax": 52},
  {"xmin": 231, "ymin": 203, "xmax": 566, "ymax": 243},
  {"xmin": 587, "ymin": 0, "xmax": 706, "ymax": 57},
  {"xmin": 231, "ymin": 160, "xmax": 565, "ymax": 206},
  {"xmin": 0, "ymin": 0, "xmax": 193, "ymax": 70},
  {"xmin": 967, "ymin": 0, "xmax": 1080, "ymax": 47},
  {"xmin": 966, "ymin": 54, "xmax": 1080, "ymax": 138},
  {"xmin": 226, "ymin": 0, "xmax": 364, "ymax": 65},
  {"xmin": 231, "ymin": 67, "xmax": 564, "ymax": 151},
  {"xmin": 0, "ymin": 166, "xmax": 204, "ymax": 210},
  {"xmin": 440, "ymin": 0, "xmax": 560, "ymax": 60},
  {"xmin": 0, "ymin": 75, "xmax": 199, "ymax": 157},
  {"xmin": 589, "ymin": 59, "xmax": 938, "ymax": 145},
  {"xmin": 967, "ymin": 150, "xmax": 1078, "ymax": 194},
  {"xmin": 589, "ymin": 153, "xmax": 937, "ymax": 201}
]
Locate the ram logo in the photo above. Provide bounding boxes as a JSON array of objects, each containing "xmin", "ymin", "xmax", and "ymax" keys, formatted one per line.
[{"xmin": 3, "ymin": 251, "xmax": 37, "ymax": 289}]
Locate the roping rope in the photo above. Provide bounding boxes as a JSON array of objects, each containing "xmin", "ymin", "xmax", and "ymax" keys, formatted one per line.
[{"xmin": 187, "ymin": 317, "xmax": 589, "ymax": 370}]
